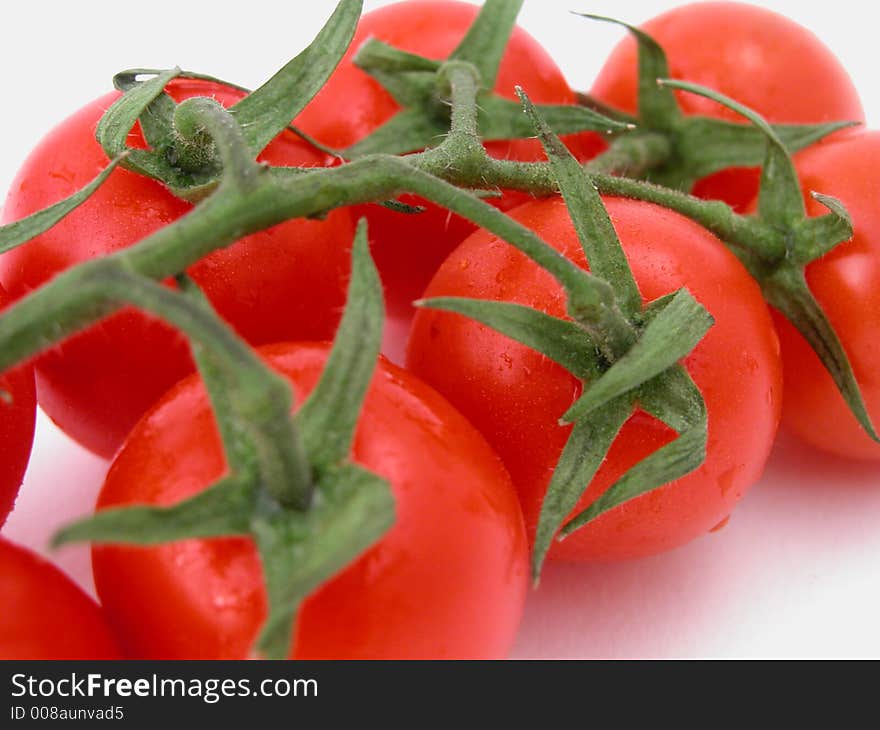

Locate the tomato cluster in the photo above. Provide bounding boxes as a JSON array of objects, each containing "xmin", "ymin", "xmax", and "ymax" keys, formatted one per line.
[{"xmin": 1, "ymin": 0, "xmax": 877, "ymax": 660}]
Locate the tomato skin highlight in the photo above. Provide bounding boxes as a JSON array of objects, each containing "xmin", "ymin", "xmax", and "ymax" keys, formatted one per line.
[
  {"xmin": 0, "ymin": 287, "xmax": 36, "ymax": 527},
  {"xmin": 765, "ymin": 130, "xmax": 880, "ymax": 460},
  {"xmin": 406, "ymin": 196, "xmax": 782, "ymax": 561},
  {"xmin": 91, "ymin": 342, "xmax": 528, "ymax": 659},
  {"xmin": 0, "ymin": 80, "xmax": 354, "ymax": 458},
  {"xmin": 296, "ymin": 0, "xmax": 601, "ymax": 317},
  {"xmin": 590, "ymin": 1, "xmax": 865, "ymax": 211},
  {"xmin": 0, "ymin": 537, "xmax": 121, "ymax": 659}
]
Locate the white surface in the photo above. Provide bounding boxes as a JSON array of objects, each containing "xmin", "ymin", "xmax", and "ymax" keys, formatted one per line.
[{"xmin": 2, "ymin": 0, "xmax": 879, "ymax": 659}]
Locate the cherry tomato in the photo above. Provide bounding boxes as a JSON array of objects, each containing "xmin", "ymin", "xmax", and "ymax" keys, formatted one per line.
[
  {"xmin": 0, "ymin": 286, "xmax": 36, "ymax": 526},
  {"xmin": 590, "ymin": 1, "xmax": 864, "ymax": 212},
  {"xmin": 767, "ymin": 130, "xmax": 880, "ymax": 460},
  {"xmin": 296, "ymin": 0, "xmax": 602, "ymax": 317},
  {"xmin": 0, "ymin": 80, "xmax": 354, "ymax": 458},
  {"xmin": 406, "ymin": 196, "xmax": 782, "ymax": 561},
  {"xmin": 91, "ymin": 342, "xmax": 528, "ymax": 659},
  {"xmin": 0, "ymin": 537, "xmax": 120, "ymax": 659}
]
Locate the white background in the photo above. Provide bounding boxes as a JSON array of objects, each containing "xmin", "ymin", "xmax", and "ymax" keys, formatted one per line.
[{"xmin": 2, "ymin": 0, "xmax": 879, "ymax": 658}]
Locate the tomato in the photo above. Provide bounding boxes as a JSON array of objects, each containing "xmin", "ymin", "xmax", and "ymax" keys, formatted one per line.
[
  {"xmin": 91, "ymin": 342, "xmax": 528, "ymax": 659},
  {"xmin": 0, "ymin": 537, "xmax": 120, "ymax": 659},
  {"xmin": 0, "ymin": 286, "xmax": 36, "ymax": 527},
  {"xmin": 296, "ymin": 0, "xmax": 602, "ymax": 317},
  {"xmin": 406, "ymin": 196, "xmax": 782, "ymax": 561},
  {"xmin": 590, "ymin": 1, "xmax": 864, "ymax": 212},
  {"xmin": 763, "ymin": 130, "xmax": 880, "ymax": 460},
  {"xmin": 0, "ymin": 79, "xmax": 354, "ymax": 458}
]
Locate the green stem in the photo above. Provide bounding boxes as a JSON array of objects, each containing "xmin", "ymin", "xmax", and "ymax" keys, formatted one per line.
[
  {"xmin": 585, "ymin": 131, "xmax": 672, "ymax": 177},
  {"xmin": 0, "ymin": 61, "xmax": 833, "ymax": 384},
  {"xmin": 589, "ymin": 173, "xmax": 781, "ymax": 263},
  {"xmin": 173, "ymin": 98, "xmax": 261, "ymax": 188},
  {"xmin": 87, "ymin": 264, "xmax": 314, "ymax": 510},
  {"xmin": 417, "ymin": 61, "xmax": 494, "ymax": 182}
]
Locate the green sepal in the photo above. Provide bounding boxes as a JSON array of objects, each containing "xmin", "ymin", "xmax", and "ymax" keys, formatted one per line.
[
  {"xmin": 560, "ymin": 365, "xmax": 708, "ymax": 537},
  {"xmin": 477, "ymin": 95, "xmax": 631, "ymax": 143},
  {"xmin": 448, "ymin": 0, "xmax": 523, "ymax": 89},
  {"xmin": 789, "ymin": 192, "xmax": 853, "ymax": 264},
  {"xmin": 653, "ymin": 79, "xmax": 877, "ymax": 441},
  {"xmin": 386, "ymin": 160, "xmax": 600, "ymax": 294},
  {"xmin": 174, "ymin": 274, "xmax": 262, "ymax": 472},
  {"xmin": 356, "ymin": 0, "xmax": 522, "ymax": 101},
  {"xmin": 232, "ymin": 0, "xmax": 361, "ymax": 156},
  {"xmin": 114, "ymin": 68, "xmax": 250, "ymax": 96},
  {"xmin": 347, "ymin": 98, "xmax": 627, "ymax": 158},
  {"xmin": 95, "ymin": 67, "xmax": 198, "ymax": 188},
  {"xmin": 92, "ymin": 1, "xmax": 358, "ymax": 199},
  {"xmin": 354, "ymin": 39, "xmax": 441, "ymax": 76},
  {"xmin": 576, "ymin": 14, "xmax": 679, "ymax": 129},
  {"xmin": 52, "ymin": 476, "xmax": 253, "ymax": 547},
  {"xmin": 299, "ymin": 220, "xmax": 384, "ymax": 472},
  {"xmin": 97, "ymin": 266, "xmax": 312, "ymax": 510},
  {"xmin": 810, "ymin": 191, "xmax": 852, "ymax": 227},
  {"xmin": 96, "ymin": 69, "xmax": 227, "ymax": 199},
  {"xmin": 111, "ymin": 68, "xmax": 247, "ymax": 152},
  {"xmin": 655, "ymin": 116, "xmax": 858, "ymax": 189},
  {"xmin": 346, "ymin": 108, "xmax": 449, "ymax": 157},
  {"xmin": 97, "ymin": 67, "xmax": 180, "ymax": 159},
  {"xmin": 416, "ymin": 297, "xmax": 602, "ymax": 380},
  {"xmin": 49, "ymin": 227, "xmax": 397, "ymax": 661},
  {"xmin": 660, "ymin": 79, "xmax": 806, "ymax": 226},
  {"xmin": 415, "ymin": 90, "xmax": 715, "ymax": 577},
  {"xmin": 353, "ymin": 39, "xmax": 440, "ymax": 108},
  {"xmin": 0, "ymin": 155, "xmax": 126, "ymax": 255},
  {"xmin": 253, "ymin": 463, "xmax": 395, "ymax": 660},
  {"xmin": 762, "ymin": 265, "xmax": 878, "ymax": 441},
  {"xmin": 115, "ymin": 68, "xmax": 346, "ymax": 161},
  {"xmin": 575, "ymin": 92, "xmax": 638, "ymax": 126},
  {"xmin": 346, "ymin": 4, "xmax": 627, "ymax": 158},
  {"xmin": 112, "ymin": 70, "xmax": 179, "ymax": 151},
  {"xmin": 518, "ymin": 87, "xmax": 640, "ymax": 314},
  {"xmin": 576, "ymin": 16, "xmax": 855, "ymax": 191},
  {"xmin": 562, "ymin": 289, "xmax": 713, "ymax": 423},
  {"xmin": 531, "ymin": 398, "xmax": 632, "ymax": 581}
]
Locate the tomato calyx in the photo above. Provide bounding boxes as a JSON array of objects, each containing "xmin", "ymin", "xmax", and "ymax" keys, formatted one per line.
[
  {"xmin": 54, "ymin": 222, "xmax": 396, "ymax": 660},
  {"xmin": 588, "ymin": 80, "xmax": 878, "ymax": 443},
  {"xmin": 577, "ymin": 14, "xmax": 858, "ymax": 189},
  {"xmin": 0, "ymin": 1, "xmax": 362, "ymax": 252},
  {"xmin": 420, "ymin": 92, "xmax": 714, "ymax": 581},
  {"xmin": 343, "ymin": 0, "xmax": 628, "ymax": 158},
  {"xmin": 93, "ymin": 0, "xmax": 362, "ymax": 201}
]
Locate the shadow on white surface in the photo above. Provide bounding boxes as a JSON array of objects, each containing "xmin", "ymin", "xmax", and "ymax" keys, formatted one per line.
[
  {"xmin": 1, "ymin": 409, "xmax": 109, "ymax": 598},
  {"xmin": 511, "ymin": 430, "xmax": 880, "ymax": 659}
]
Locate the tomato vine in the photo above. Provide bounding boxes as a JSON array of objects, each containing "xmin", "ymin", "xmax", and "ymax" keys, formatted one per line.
[{"xmin": 0, "ymin": 0, "xmax": 874, "ymax": 657}]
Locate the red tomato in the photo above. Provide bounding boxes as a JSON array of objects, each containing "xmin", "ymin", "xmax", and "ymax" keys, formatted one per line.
[
  {"xmin": 0, "ymin": 286, "xmax": 36, "ymax": 526},
  {"xmin": 296, "ymin": 0, "xmax": 602, "ymax": 317},
  {"xmin": 590, "ymin": 1, "xmax": 864, "ymax": 212},
  {"xmin": 768, "ymin": 130, "xmax": 880, "ymax": 460},
  {"xmin": 406, "ymin": 196, "xmax": 782, "ymax": 561},
  {"xmin": 0, "ymin": 80, "xmax": 354, "ymax": 458},
  {"xmin": 91, "ymin": 342, "xmax": 528, "ymax": 659},
  {"xmin": 0, "ymin": 537, "xmax": 120, "ymax": 659}
]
